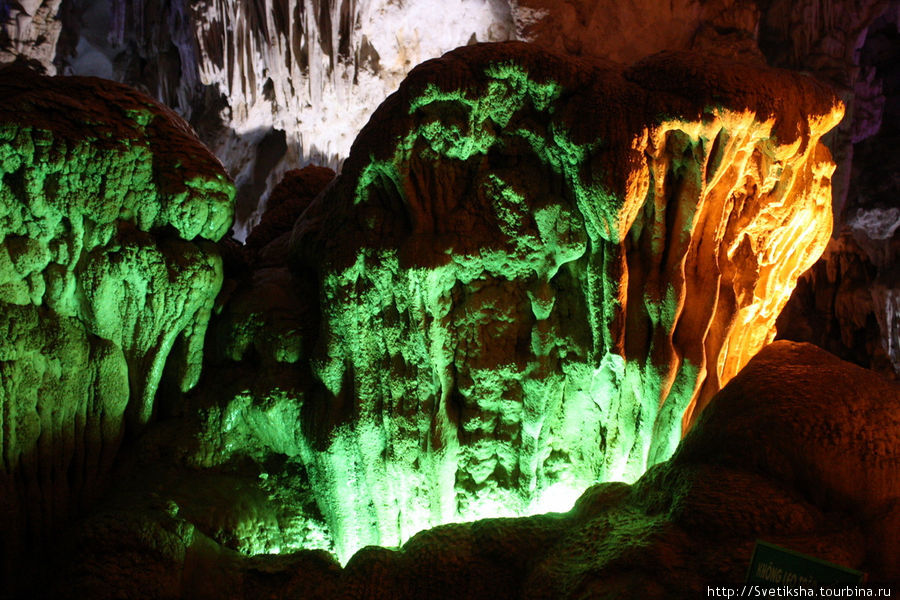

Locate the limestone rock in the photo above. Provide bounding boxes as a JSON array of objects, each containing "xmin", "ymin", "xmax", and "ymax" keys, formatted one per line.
[
  {"xmin": 85, "ymin": 42, "xmax": 845, "ymax": 581},
  {"xmin": 4, "ymin": 1, "xmax": 892, "ymax": 241},
  {"xmin": 42, "ymin": 0, "xmax": 519, "ymax": 236},
  {"xmin": 510, "ymin": 0, "xmax": 764, "ymax": 63},
  {"xmin": 135, "ymin": 167, "xmax": 340, "ymax": 568},
  {"xmin": 525, "ymin": 341, "xmax": 900, "ymax": 598},
  {"xmin": 289, "ymin": 42, "xmax": 843, "ymax": 560},
  {"xmin": 47, "ymin": 342, "xmax": 900, "ymax": 598},
  {"xmin": 759, "ymin": 0, "xmax": 892, "ymax": 88},
  {"xmin": 243, "ymin": 165, "xmax": 335, "ymax": 262},
  {"xmin": 5, "ymin": 0, "xmax": 886, "ymax": 251},
  {"xmin": 759, "ymin": 0, "xmax": 893, "ymax": 223},
  {"xmin": 0, "ymin": 64, "xmax": 234, "ymax": 588},
  {"xmin": 778, "ymin": 9, "xmax": 900, "ymax": 379},
  {"xmin": 777, "ymin": 233, "xmax": 898, "ymax": 376},
  {"xmin": 204, "ymin": 165, "xmax": 334, "ymax": 424},
  {"xmin": 0, "ymin": 0, "xmax": 63, "ymax": 74}
]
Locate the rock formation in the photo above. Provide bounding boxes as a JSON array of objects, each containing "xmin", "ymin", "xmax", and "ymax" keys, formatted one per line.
[
  {"xmin": 524, "ymin": 340, "xmax": 900, "ymax": 598},
  {"xmin": 5, "ymin": 0, "xmax": 889, "ymax": 380},
  {"xmin": 243, "ymin": 165, "xmax": 336, "ymax": 261},
  {"xmin": 510, "ymin": 0, "xmax": 765, "ymax": 63},
  {"xmin": 39, "ymin": 0, "xmax": 518, "ymax": 236},
  {"xmin": 276, "ymin": 42, "xmax": 843, "ymax": 561},
  {"xmin": 775, "ymin": 7, "xmax": 900, "ymax": 379},
  {"xmin": 0, "ymin": 3, "xmax": 894, "ymax": 596},
  {"xmin": 44, "ymin": 342, "xmax": 900, "ymax": 598},
  {"xmin": 512, "ymin": 1, "xmax": 900, "ymax": 382},
  {"xmin": 0, "ymin": 0, "xmax": 63, "ymax": 73},
  {"xmin": 5, "ymin": 43, "xmax": 846, "ymax": 590},
  {"xmin": 777, "ymin": 232, "xmax": 898, "ymax": 374},
  {"xmin": 0, "ymin": 64, "xmax": 233, "ymax": 588}
]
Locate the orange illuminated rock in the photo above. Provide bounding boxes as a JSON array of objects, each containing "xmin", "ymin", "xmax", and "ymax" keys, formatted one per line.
[{"xmin": 285, "ymin": 42, "xmax": 844, "ymax": 558}]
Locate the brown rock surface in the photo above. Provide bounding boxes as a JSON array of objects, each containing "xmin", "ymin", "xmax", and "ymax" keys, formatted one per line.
[
  {"xmin": 24, "ymin": 42, "xmax": 856, "ymax": 598},
  {"xmin": 0, "ymin": 2, "xmax": 893, "ymax": 597},
  {"xmin": 777, "ymin": 9, "xmax": 900, "ymax": 380},
  {"xmin": 511, "ymin": 0, "xmax": 764, "ymax": 63},
  {"xmin": 243, "ymin": 165, "xmax": 335, "ymax": 262},
  {"xmin": 778, "ymin": 233, "xmax": 897, "ymax": 375},
  {"xmin": 525, "ymin": 340, "xmax": 900, "ymax": 598}
]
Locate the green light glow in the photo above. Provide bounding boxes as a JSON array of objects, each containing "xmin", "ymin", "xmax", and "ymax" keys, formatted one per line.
[
  {"xmin": 527, "ymin": 480, "xmax": 590, "ymax": 515},
  {"xmin": 287, "ymin": 61, "xmax": 702, "ymax": 564},
  {"xmin": 0, "ymin": 112, "xmax": 233, "ymax": 418},
  {"xmin": 0, "ymin": 95, "xmax": 234, "ymax": 570}
]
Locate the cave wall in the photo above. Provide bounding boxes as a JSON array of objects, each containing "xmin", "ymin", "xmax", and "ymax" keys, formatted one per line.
[
  {"xmin": 0, "ymin": 1, "xmax": 897, "ymax": 598},
  {"xmin": 48, "ymin": 0, "xmax": 518, "ymax": 236},
  {"xmin": 0, "ymin": 0, "xmax": 63, "ymax": 72},
  {"xmin": 774, "ymin": 6, "xmax": 900, "ymax": 376},
  {"xmin": 0, "ymin": 37, "xmax": 858, "ymax": 596},
  {"xmin": 40, "ymin": 343, "xmax": 900, "ymax": 599},
  {"xmin": 1, "ymin": 0, "xmax": 893, "ymax": 377}
]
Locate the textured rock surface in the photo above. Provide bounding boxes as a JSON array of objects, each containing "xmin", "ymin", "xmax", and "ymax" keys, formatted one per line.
[
  {"xmin": 515, "ymin": 1, "xmax": 900, "ymax": 383},
  {"xmin": 0, "ymin": 64, "xmax": 233, "ymax": 588},
  {"xmin": 0, "ymin": 0, "xmax": 63, "ymax": 73},
  {"xmin": 243, "ymin": 165, "xmax": 335, "ymax": 261},
  {"xmin": 777, "ymin": 8, "xmax": 899, "ymax": 379},
  {"xmin": 13, "ymin": 0, "xmax": 888, "ymax": 374},
  {"xmin": 0, "ymin": 1, "xmax": 890, "ymax": 219},
  {"xmin": 0, "ymin": 2, "xmax": 894, "ymax": 595},
  {"xmin": 777, "ymin": 233, "xmax": 898, "ymax": 375},
  {"xmin": 43, "ymin": 342, "xmax": 900, "ymax": 599},
  {"xmin": 41, "ymin": 0, "xmax": 518, "ymax": 235},
  {"xmin": 101, "ymin": 166, "xmax": 344, "ymax": 571},
  {"xmin": 202, "ymin": 166, "xmax": 333, "ymax": 414},
  {"xmin": 50, "ymin": 43, "xmax": 844, "ymax": 580},
  {"xmin": 523, "ymin": 341, "xmax": 900, "ymax": 598},
  {"xmin": 510, "ymin": 0, "xmax": 764, "ymax": 63},
  {"xmin": 285, "ymin": 42, "xmax": 843, "ymax": 560}
]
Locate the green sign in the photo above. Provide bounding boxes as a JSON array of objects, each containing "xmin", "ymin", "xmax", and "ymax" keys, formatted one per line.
[{"xmin": 747, "ymin": 541, "xmax": 865, "ymax": 586}]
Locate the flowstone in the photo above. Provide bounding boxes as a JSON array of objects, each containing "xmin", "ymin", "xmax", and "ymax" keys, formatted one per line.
[
  {"xmin": 0, "ymin": 64, "xmax": 233, "ymax": 581},
  {"xmin": 289, "ymin": 42, "xmax": 844, "ymax": 560}
]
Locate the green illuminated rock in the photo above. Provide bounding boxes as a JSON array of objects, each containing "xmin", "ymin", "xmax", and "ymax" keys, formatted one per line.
[
  {"xmin": 290, "ymin": 42, "xmax": 843, "ymax": 560},
  {"xmin": 49, "ymin": 342, "xmax": 900, "ymax": 599},
  {"xmin": 162, "ymin": 166, "xmax": 338, "ymax": 560},
  {"xmin": 0, "ymin": 64, "xmax": 234, "ymax": 577}
]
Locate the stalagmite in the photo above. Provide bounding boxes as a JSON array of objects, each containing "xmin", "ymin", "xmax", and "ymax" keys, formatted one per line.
[{"xmin": 286, "ymin": 42, "xmax": 844, "ymax": 560}]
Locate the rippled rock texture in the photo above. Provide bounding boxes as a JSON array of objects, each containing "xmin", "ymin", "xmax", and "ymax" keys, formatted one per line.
[
  {"xmin": 0, "ymin": 0, "xmax": 63, "ymax": 73},
  {"xmin": 0, "ymin": 64, "xmax": 233, "ymax": 585},
  {"xmin": 11, "ymin": 0, "xmax": 887, "ymax": 377},
  {"xmin": 38, "ymin": 0, "xmax": 517, "ymax": 235},
  {"xmin": 777, "ymin": 8, "xmax": 900, "ymax": 380}
]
